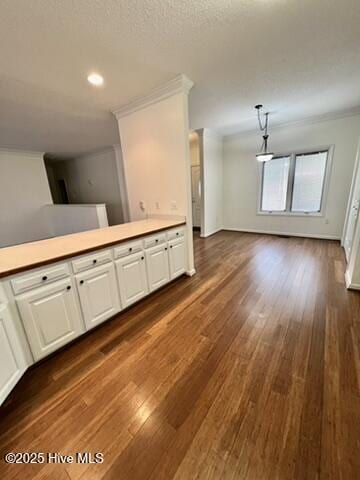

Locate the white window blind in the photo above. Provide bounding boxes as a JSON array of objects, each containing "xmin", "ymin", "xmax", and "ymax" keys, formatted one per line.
[
  {"xmin": 261, "ymin": 156, "xmax": 290, "ymax": 211},
  {"xmin": 291, "ymin": 151, "xmax": 328, "ymax": 213}
]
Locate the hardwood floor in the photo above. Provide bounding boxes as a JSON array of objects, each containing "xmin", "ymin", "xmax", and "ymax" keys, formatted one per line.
[{"xmin": 1, "ymin": 231, "xmax": 359, "ymax": 479}]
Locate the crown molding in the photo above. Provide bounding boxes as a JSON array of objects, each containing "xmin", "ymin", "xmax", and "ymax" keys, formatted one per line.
[
  {"xmin": 112, "ymin": 74, "xmax": 194, "ymax": 120},
  {"xmin": 223, "ymin": 106, "xmax": 360, "ymax": 140}
]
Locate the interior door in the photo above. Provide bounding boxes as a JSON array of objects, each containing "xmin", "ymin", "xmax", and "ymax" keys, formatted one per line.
[
  {"xmin": 191, "ymin": 165, "xmax": 201, "ymax": 227},
  {"xmin": 344, "ymin": 159, "xmax": 360, "ymax": 261}
]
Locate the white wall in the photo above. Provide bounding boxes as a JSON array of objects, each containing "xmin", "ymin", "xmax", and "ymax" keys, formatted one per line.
[
  {"xmin": 201, "ymin": 129, "xmax": 223, "ymax": 237},
  {"xmin": 48, "ymin": 147, "xmax": 126, "ymax": 226},
  {"xmin": 117, "ymin": 93, "xmax": 191, "ymax": 220},
  {"xmin": 0, "ymin": 149, "xmax": 53, "ymax": 247},
  {"xmin": 115, "ymin": 76, "xmax": 195, "ymax": 274},
  {"xmin": 223, "ymin": 115, "xmax": 360, "ymax": 239}
]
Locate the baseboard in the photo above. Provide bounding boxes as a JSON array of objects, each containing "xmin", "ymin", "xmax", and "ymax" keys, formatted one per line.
[
  {"xmin": 200, "ymin": 227, "xmax": 223, "ymax": 238},
  {"xmin": 222, "ymin": 227, "xmax": 341, "ymax": 241},
  {"xmin": 345, "ymin": 269, "xmax": 360, "ymax": 290},
  {"xmin": 186, "ymin": 268, "xmax": 196, "ymax": 277}
]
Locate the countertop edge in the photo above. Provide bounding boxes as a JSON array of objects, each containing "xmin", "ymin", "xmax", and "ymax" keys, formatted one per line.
[{"xmin": 0, "ymin": 221, "xmax": 186, "ymax": 279}]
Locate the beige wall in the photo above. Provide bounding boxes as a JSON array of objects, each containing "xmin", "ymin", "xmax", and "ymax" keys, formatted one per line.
[{"xmin": 0, "ymin": 149, "xmax": 53, "ymax": 247}]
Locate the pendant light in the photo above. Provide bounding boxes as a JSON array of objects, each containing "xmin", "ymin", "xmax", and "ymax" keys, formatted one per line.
[{"xmin": 255, "ymin": 104, "xmax": 274, "ymax": 162}]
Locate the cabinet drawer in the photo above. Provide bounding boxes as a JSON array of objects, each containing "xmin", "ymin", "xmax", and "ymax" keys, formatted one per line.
[
  {"xmin": 11, "ymin": 263, "xmax": 70, "ymax": 295},
  {"xmin": 113, "ymin": 240, "xmax": 143, "ymax": 259},
  {"xmin": 143, "ymin": 233, "xmax": 166, "ymax": 249},
  {"xmin": 72, "ymin": 249, "xmax": 112, "ymax": 273},
  {"xmin": 167, "ymin": 228, "xmax": 185, "ymax": 241}
]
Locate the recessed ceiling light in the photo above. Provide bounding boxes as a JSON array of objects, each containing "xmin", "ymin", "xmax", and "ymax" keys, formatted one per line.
[{"xmin": 87, "ymin": 73, "xmax": 104, "ymax": 87}]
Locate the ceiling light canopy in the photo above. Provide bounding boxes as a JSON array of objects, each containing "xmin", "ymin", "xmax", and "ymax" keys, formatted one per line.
[
  {"xmin": 255, "ymin": 104, "xmax": 273, "ymax": 162},
  {"xmin": 87, "ymin": 73, "xmax": 104, "ymax": 87}
]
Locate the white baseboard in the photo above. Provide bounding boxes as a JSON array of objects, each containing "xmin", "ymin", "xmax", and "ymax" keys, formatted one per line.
[
  {"xmin": 200, "ymin": 227, "xmax": 223, "ymax": 238},
  {"xmin": 186, "ymin": 268, "xmax": 196, "ymax": 277},
  {"xmin": 345, "ymin": 269, "xmax": 360, "ymax": 290},
  {"xmin": 222, "ymin": 227, "xmax": 341, "ymax": 241}
]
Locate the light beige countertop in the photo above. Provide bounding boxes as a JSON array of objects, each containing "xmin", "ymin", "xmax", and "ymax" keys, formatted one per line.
[{"xmin": 0, "ymin": 218, "xmax": 186, "ymax": 278}]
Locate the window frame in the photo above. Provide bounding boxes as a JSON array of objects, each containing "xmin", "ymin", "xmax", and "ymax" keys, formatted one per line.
[{"xmin": 257, "ymin": 145, "xmax": 333, "ymax": 217}]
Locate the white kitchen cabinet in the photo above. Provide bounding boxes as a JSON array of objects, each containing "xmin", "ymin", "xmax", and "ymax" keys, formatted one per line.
[
  {"xmin": 76, "ymin": 263, "xmax": 121, "ymax": 330},
  {"xmin": 145, "ymin": 244, "xmax": 170, "ymax": 292},
  {"xmin": 168, "ymin": 238, "xmax": 186, "ymax": 279},
  {"xmin": 0, "ymin": 304, "xmax": 27, "ymax": 405},
  {"xmin": 16, "ymin": 279, "xmax": 84, "ymax": 361},
  {"xmin": 115, "ymin": 251, "xmax": 148, "ymax": 308}
]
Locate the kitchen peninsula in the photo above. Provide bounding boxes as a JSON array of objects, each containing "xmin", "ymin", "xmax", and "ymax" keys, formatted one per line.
[{"xmin": 0, "ymin": 217, "xmax": 187, "ymax": 404}]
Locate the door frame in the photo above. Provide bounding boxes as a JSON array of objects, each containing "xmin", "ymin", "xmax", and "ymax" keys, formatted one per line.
[{"xmin": 342, "ymin": 138, "xmax": 360, "ymax": 261}]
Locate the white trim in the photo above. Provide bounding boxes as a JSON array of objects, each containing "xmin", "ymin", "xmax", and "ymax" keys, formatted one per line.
[
  {"xmin": 222, "ymin": 227, "xmax": 340, "ymax": 240},
  {"xmin": 186, "ymin": 268, "xmax": 196, "ymax": 277},
  {"xmin": 0, "ymin": 147, "xmax": 45, "ymax": 158},
  {"xmin": 341, "ymin": 138, "xmax": 360, "ymax": 246},
  {"xmin": 200, "ymin": 227, "xmax": 223, "ymax": 238},
  {"xmin": 224, "ymin": 107, "xmax": 360, "ymax": 139},
  {"xmin": 345, "ymin": 269, "xmax": 360, "ymax": 290},
  {"xmin": 112, "ymin": 74, "xmax": 194, "ymax": 119}
]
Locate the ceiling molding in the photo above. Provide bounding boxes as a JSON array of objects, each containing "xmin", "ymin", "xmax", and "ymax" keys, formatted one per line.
[
  {"xmin": 112, "ymin": 74, "xmax": 194, "ymax": 120},
  {"xmin": 223, "ymin": 106, "xmax": 360, "ymax": 140}
]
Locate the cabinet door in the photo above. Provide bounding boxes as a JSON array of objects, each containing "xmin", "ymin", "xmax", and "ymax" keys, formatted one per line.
[
  {"xmin": 168, "ymin": 238, "xmax": 186, "ymax": 279},
  {"xmin": 0, "ymin": 305, "xmax": 27, "ymax": 405},
  {"xmin": 76, "ymin": 263, "xmax": 121, "ymax": 330},
  {"xmin": 145, "ymin": 244, "xmax": 170, "ymax": 292},
  {"xmin": 16, "ymin": 279, "xmax": 84, "ymax": 361},
  {"xmin": 116, "ymin": 252, "xmax": 148, "ymax": 308}
]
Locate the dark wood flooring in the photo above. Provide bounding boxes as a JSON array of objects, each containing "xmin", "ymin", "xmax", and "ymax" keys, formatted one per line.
[{"xmin": 1, "ymin": 231, "xmax": 359, "ymax": 479}]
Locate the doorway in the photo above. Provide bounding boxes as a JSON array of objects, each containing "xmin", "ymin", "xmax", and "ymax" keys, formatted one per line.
[
  {"xmin": 189, "ymin": 131, "xmax": 203, "ymax": 234},
  {"xmin": 191, "ymin": 165, "xmax": 201, "ymax": 228}
]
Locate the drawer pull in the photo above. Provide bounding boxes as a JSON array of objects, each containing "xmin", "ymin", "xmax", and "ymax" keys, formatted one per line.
[
  {"xmin": 93, "ymin": 259, "xmax": 97, "ymax": 264},
  {"xmin": 129, "ymin": 247, "xmax": 132, "ymax": 252},
  {"xmin": 165, "ymin": 247, "xmax": 168, "ymax": 251},
  {"xmin": 155, "ymin": 239, "xmax": 159, "ymax": 243},
  {"xmin": 176, "ymin": 232, "xmax": 179, "ymax": 236},
  {"xmin": 42, "ymin": 275, "xmax": 48, "ymax": 281},
  {"xmin": 141, "ymin": 256, "xmax": 144, "ymax": 260},
  {"xmin": 170, "ymin": 245, "xmax": 173, "ymax": 248},
  {"xmin": 66, "ymin": 285, "xmax": 71, "ymax": 290},
  {"xmin": 80, "ymin": 280, "xmax": 84, "ymax": 285}
]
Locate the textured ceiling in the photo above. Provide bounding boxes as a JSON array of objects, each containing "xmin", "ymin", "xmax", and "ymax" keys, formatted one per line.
[{"xmin": 1, "ymin": 0, "xmax": 360, "ymax": 155}]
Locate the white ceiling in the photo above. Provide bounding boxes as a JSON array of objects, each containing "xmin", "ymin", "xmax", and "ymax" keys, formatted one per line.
[{"xmin": 1, "ymin": 0, "xmax": 360, "ymax": 155}]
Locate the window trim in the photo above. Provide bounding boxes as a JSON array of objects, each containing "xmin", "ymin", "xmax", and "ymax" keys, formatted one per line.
[{"xmin": 257, "ymin": 145, "xmax": 334, "ymax": 217}]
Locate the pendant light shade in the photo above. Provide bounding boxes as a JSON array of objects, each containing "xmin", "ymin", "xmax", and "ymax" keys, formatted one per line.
[{"xmin": 256, "ymin": 152, "xmax": 273, "ymax": 162}]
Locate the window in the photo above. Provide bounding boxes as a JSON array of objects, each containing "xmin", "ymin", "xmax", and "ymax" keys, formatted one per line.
[
  {"xmin": 260, "ymin": 150, "xmax": 329, "ymax": 215},
  {"xmin": 261, "ymin": 156, "xmax": 290, "ymax": 212},
  {"xmin": 291, "ymin": 151, "xmax": 327, "ymax": 213}
]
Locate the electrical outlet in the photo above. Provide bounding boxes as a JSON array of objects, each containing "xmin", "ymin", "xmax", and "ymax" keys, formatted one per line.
[
  {"xmin": 170, "ymin": 201, "xmax": 177, "ymax": 210},
  {"xmin": 155, "ymin": 201, "xmax": 160, "ymax": 210},
  {"xmin": 139, "ymin": 201, "xmax": 146, "ymax": 211},
  {"xmin": 324, "ymin": 218, "xmax": 329, "ymax": 224}
]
